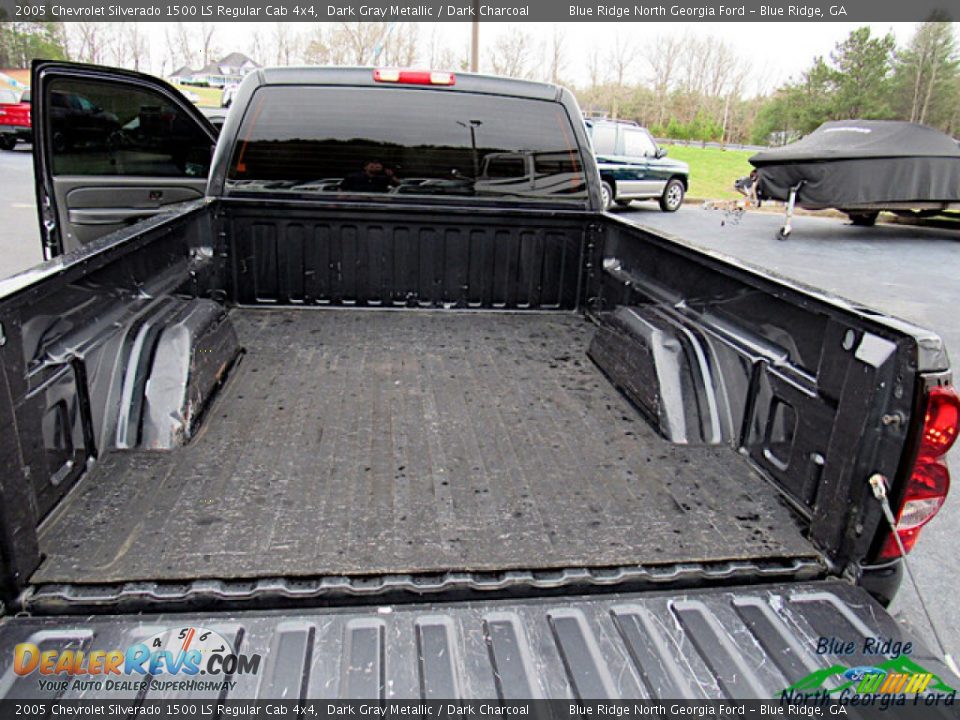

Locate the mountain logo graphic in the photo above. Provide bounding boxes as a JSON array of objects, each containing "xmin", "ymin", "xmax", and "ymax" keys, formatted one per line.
[{"xmin": 781, "ymin": 656, "xmax": 956, "ymax": 696}]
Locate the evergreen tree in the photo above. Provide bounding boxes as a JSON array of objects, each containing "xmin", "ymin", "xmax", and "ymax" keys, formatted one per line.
[
  {"xmin": 0, "ymin": 22, "xmax": 68, "ymax": 69},
  {"xmin": 892, "ymin": 19, "xmax": 959, "ymax": 127}
]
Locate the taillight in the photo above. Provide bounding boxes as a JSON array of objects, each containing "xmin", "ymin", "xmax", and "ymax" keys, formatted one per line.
[
  {"xmin": 879, "ymin": 386, "xmax": 958, "ymax": 559},
  {"xmin": 923, "ymin": 386, "xmax": 960, "ymax": 454},
  {"xmin": 373, "ymin": 69, "xmax": 455, "ymax": 86}
]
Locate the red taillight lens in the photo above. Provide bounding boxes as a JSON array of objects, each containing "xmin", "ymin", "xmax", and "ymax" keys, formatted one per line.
[
  {"xmin": 921, "ymin": 386, "xmax": 960, "ymax": 456},
  {"xmin": 879, "ymin": 460, "xmax": 949, "ymax": 557},
  {"xmin": 373, "ymin": 69, "xmax": 455, "ymax": 86},
  {"xmin": 879, "ymin": 385, "xmax": 957, "ymax": 560}
]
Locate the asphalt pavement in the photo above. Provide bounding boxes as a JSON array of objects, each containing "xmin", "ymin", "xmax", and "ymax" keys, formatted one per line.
[
  {"xmin": 0, "ymin": 145, "xmax": 42, "ymax": 277},
  {"xmin": 0, "ymin": 149, "xmax": 957, "ymax": 657}
]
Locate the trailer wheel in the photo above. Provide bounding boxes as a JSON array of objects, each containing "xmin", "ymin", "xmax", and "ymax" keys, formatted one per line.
[{"xmin": 848, "ymin": 211, "xmax": 879, "ymax": 227}]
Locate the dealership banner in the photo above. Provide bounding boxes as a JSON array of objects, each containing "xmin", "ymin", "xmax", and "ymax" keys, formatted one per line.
[{"xmin": 0, "ymin": 0, "xmax": 957, "ymax": 22}]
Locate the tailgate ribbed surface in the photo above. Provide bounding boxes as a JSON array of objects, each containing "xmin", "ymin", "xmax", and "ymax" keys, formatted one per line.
[{"xmin": 0, "ymin": 582, "xmax": 944, "ymax": 700}]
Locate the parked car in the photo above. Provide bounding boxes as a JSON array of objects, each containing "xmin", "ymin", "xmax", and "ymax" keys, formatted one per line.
[
  {"xmin": 0, "ymin": 88, "xmax": 31, "ymax": 150},
  {"xmin": 585, "ymin": 118, "xmax": 689, "ymax": 211},
  {"xmin": 0, "ymin": 62, "xmax": 955, "ymax": 700},
  {"xmin": 48, "ymin": 88, "xmax": 120, "ymax": 152}
]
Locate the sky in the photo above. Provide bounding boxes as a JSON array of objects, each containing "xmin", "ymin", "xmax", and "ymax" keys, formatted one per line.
[{"xmin": 141, "ymin": 21, "xmax": 930, "ymax": 95}]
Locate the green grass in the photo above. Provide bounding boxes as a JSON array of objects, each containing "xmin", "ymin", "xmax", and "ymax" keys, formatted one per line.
[
  {"xmin": 172, "ymin": 83, "xmax": 223, "ymax": 108},
  {"xmin": 662, "ymin": 144, "xmax": 755, "ymax": 200}
]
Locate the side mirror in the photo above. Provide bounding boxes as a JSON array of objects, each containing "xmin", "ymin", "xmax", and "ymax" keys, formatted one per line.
[{"xmin": 655, "ymin": 148, "xmax": 667, "ymax": 159}]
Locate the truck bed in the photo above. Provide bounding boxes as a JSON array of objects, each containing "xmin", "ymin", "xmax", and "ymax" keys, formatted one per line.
[{"xmin": 33, "ymin": 309, "xmax": 817, "ymax": 585}]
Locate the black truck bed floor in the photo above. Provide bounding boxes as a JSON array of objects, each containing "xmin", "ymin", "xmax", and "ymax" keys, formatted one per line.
[{"xmin": 34, "ymin": 310, "xmax": 817, "ymax": 584}]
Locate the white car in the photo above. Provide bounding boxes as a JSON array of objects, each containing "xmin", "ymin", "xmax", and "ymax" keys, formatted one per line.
[{"xmin": 221, "ymin": 83, "xmax": 240, "ymax": 108}]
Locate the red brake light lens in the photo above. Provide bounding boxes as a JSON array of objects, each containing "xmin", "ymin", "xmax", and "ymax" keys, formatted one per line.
[
  {"xmin": 921, "ymin": 386, "xmax": 960, "ymax": 456},
  {"xmin": 373, "ymin": 69, "xmax": 455, "ymax": 86},
  {"xmin": 878, "ymin": 385, "xmax": 956, "ymax": 560}
]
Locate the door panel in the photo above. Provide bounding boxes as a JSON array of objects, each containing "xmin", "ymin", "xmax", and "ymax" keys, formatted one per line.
[
  {"xmin": 32, "ymin": 61, "xmax": 217, "ymax": 257},
  {"xmin": 57, "ymin": 180, "xmax": 205, "ymax": 246}
]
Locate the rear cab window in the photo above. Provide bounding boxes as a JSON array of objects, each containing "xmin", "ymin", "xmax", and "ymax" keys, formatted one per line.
[{"xmin": 226, "ymin": 86, "xmax": 588, "ymax": 207}]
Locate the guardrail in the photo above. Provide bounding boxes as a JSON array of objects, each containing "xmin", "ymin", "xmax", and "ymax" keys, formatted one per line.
[{"xmin": 655, "ymin": 138, "xmax": 768, "ymax": 152}]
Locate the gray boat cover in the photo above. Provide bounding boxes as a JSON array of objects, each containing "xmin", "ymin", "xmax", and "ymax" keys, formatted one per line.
[{"xmin": 749, "ymin": 120, "xmax": 960, "ymax": 208}]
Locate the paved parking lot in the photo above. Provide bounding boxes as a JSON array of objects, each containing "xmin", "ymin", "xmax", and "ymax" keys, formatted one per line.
[
  {"xmin": 1, "ymin": 151, "xmax": 957, "ymax": 655},
  {"xmin": 0, "ymin": 145, "xmax": 42, "ymax": 277}
]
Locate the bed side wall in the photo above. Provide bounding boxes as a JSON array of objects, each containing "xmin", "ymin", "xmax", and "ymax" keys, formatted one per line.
[
  {"xmin": 591, "ymin": 217, "xmax": 921, "ymax": 567},
  {"xmin": 0, "ymin": 206, "xmax": 227, "ymax": 600}
]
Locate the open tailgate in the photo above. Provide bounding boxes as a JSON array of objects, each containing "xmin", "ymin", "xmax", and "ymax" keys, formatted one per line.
[{"xmin": 0, "ymin": 580, "xmax": 956, "ymax": 700}]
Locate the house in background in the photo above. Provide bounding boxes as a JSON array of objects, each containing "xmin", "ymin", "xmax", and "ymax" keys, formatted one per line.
[
  {"xmin": 170, "ymin": 52, "xmax": 260, "ymax": 88},
  {"xmin": 168, "ymin": 65, "xmax": 196, "ymax": 85}
]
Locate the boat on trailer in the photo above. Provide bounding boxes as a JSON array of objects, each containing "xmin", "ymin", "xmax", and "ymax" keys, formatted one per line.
[{"xmin": 750, "ymin": 119, "xmax": 960, "ymax": 239}]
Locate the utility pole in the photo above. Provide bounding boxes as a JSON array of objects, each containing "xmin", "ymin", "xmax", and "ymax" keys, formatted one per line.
[
  {"xmin": 470, "ymin": 1, "xmax": 479, "ymax": 72},
  {"xmin": 457, "ymin": 120, "xmax": 483, "ymax": 177}
]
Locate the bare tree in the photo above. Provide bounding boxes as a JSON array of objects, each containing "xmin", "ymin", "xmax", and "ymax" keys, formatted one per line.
[
  {"xmin": 272, "ymin": 23, "xmax": 301, "ymax": 66},
  {"xmin": 607, "ymin": 31, "xmax": 639, "ymax": 88},
  {"xmin": 69, "ymin": 23, "xmax": 108, "ymax": 65},
  {"xmin": 379, "ymin": 23, "xmax": 419, "ymax": 66},
  {"xmin": 488, "ymin": 28, "xmax": 533, "ymax": 79},
  {"xmin": 112, "ymin": 23, "xmax": 148, "ymax": 71},
  {"xmin": 303, "ymin": 25, "xmax": 330, "ymax": 65},
  {"xmin": 426, "ymin": 24, "xmax": 461, "ymax": 70},
  {"xmin": 247, "ymin": 28, "xmax": 267, "ymax": 66},
  {"xmin": 199, "ymin": 22, "xmax": 219, "ymax": 67},
  {"xmin": 586, "ymin": 44, "xmax": 604, "ymax": 88},
  {"xmin": 545, "ymin": 24, "xmax": 566, "ymax": 84},
  {"xmin": 644, "ymin": 35, "xmax": 681, "ymax": 126},
  {"xmin": 306, "ymin": 23, "xmax": 391, "ymax": 66},
  {"xmin": 673, "ymin": 34, "xmax": 749, "ymax": 129},
  {"xmin": 165, "ymin": 23, "xmax": 199, "ymax": 70}
]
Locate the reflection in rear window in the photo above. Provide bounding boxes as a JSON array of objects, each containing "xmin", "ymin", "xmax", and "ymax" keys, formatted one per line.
[{"xmin": 227, "ymin": 86, "xmax": 587, "ymax": 206}]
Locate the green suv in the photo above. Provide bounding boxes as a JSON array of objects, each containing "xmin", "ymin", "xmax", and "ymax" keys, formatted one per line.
[{"xmin": 585, "ymin": 118, "xmax": 689, "ymax": 212}]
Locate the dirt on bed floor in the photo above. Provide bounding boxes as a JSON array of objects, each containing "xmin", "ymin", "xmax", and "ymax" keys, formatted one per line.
[{"xmin": 34, "ymin": 309, "xmax": 817, "ymax": 584}]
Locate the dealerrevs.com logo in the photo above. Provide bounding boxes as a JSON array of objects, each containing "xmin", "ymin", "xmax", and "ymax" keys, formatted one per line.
[{"xmin": 13, "ymin": 626, "xmax": 261, "ymax": 693}]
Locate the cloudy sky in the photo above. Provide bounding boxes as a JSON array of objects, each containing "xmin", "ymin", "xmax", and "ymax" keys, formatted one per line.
[{"xmin": 143, "ymin": 21, "xmax": 931, "ymax": 94}]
